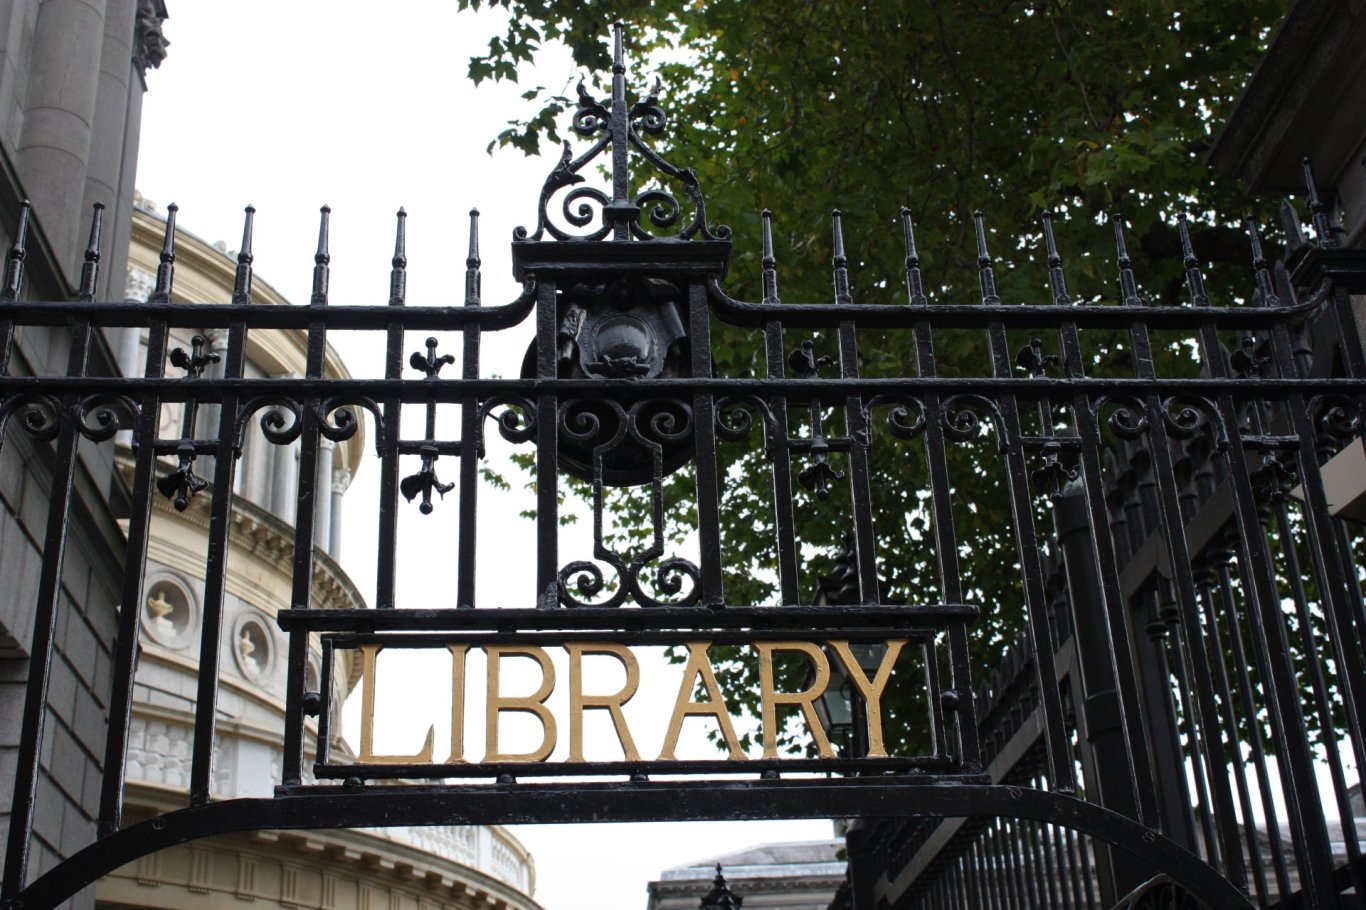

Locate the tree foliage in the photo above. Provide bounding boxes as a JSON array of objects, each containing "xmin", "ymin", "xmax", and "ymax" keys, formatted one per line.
[{"xmin": 459, "ymin": 0, "xmax": 1287, "ymax": 755}]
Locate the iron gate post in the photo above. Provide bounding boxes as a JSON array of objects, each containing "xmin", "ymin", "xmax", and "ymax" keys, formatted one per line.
[{"xmin": 1053, "ymin": 478, "xmax": 1158, "ymax": 902}]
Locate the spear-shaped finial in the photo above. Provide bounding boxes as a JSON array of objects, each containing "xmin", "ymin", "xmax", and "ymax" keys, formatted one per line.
[
  {"xmin": 151, "ymin": 203, "xmax": 178, "ymax": 304},
  {"xmin": 973, "ymin": 210, "xmax": 1001, "ymax": 305},
  {"xmin": 1177, "ymin": 214, "xmax": 1209, "ymax": 307},
  {"xmin": 1112, "ymin": 216, "xmax": 1143, "ymax": 307},
  {"xmin": 831, "ymin": 209, "xmax": 851, "ymax": 305},
  {"xmin": 1247, "ymin": 218, "xmax": 1279, "ymax": 308},
  {"xmin": 465, "ymin": 208, "xmax": 482, "ymax": 306},
  {"xmin": 389, "ymin": 208, "xmax": 407, "ymax": 307},
  {"xmin": 1302, "ymin": 157, "xmax": 1337, "ymax": 249},
  {"xmin": 901, "ymin": 207, "xmax": 927, "ymax": 307},
  {"xmin": 231, "ymin": 205, "xmax": 255, "ymax": 305},
  {"xmin": 76, "ymin": 203, "xmax": 105, "ymax": 301},
  {"xmin": 311, "ymin": 204, "xmax": 331, "ymax": 306},
  {"xmin": 761, "ymin": 209, "xmax": 780, "ymax": 304},
  {"xmin": 1041, "ymin": 211, "xmax": 1071, "ymax": 306},
  {"xmin": 0, "ymin": 201, "xmax": 30, "ymax": 302},
  {"xmin": 613, "ymin": 21, "xmax": 626, "ymax": 76}
]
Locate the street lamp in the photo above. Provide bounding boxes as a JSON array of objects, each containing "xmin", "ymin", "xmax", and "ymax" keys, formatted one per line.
[{"xmin": 700, "ymin": 864, "xmax": 742, "ymax": 909}]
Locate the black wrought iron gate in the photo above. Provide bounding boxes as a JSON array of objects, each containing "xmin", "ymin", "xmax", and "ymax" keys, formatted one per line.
[{"xmin": 2, "ymin": 25, "xmax": 1364, "ymax": 910}]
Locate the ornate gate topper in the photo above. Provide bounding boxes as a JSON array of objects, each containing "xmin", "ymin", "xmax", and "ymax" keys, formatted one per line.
[{"xmin": 1, "ymin": 20, "xmax": 1364, "ymax": 910}]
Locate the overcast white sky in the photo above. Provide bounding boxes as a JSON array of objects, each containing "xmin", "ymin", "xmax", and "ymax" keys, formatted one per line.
[{"xmin": 135, "ymin": 3, "xmax": 831, "ymax": 908}]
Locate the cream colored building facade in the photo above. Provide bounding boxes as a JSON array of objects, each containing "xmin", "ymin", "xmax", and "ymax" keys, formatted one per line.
[{"xmin": 95, "ymin": 200, "xmax": 540, "ymax": 910}]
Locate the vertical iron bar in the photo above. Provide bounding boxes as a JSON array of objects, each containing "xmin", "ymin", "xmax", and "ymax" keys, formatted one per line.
[
  {"xmin": 831, "ymin": 211, "xmax": 879, "ymax": 602},
  {"xmin": 375, "ymin": 209, "xmax": 406, "ymax": 610},
  {"xmin": 279, "ymin": 207, "xmax": 330, "ymax": 789},
  {"xmin": 976, "ymin": 211, "xmax": 1076, "ymax": 793},
  {"xmin": 904, "ymin": 210, "xmax": 979, "ymax": 769},
  {"xmin": 97, "ymin": 204, "xmax": 199, "ymax": 836},
  {"xmin": 2, "ymin": 205, "xmax": 100, "ymax": 897},
  {"xmin": 760, "ymin": 211, "xmax": 800, "ymax": 604},
  {"xmin": 456, "ymin": 209, "xmax": 482, "ymax": 609},
  {"xmin": 689, "ymin": 280, "xmax": 725, "ymax": 606},
  {"xmin": 188, "ymin": 201, "xmax": 253, "ymax": 805},
  {"xmin": 534, "ymin": 279, "xmax": 559, "ymax": 608}
]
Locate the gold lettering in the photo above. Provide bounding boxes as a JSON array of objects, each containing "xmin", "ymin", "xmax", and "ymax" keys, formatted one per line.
[
  {"xmin": 829, "ymin": 640, "xmax": 907, "ymax": 758},
  {"xmin": 357, "ymin": 644, "xmax": 434, "ymax": 763},
  {"xmin": 658, "ymin": 641, "xmax": 744, "ymax": 761},
  {"xmin": 565, "ymin": 643, "xmax": 641, "ymax": 762},
  {"xmin": 447, "ymin": 644, "xmax": 470, "ymax": 763},
  {"xmin": 756, "ymin": 641, "xmax": 834, "ymax": 759},
  {"xmin": 483, "ymin": 645, "xmax": 557, "ymax": 762}
]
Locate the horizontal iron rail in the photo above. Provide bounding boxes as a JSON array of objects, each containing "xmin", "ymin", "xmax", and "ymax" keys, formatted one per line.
[
  {"xmin": 1, "ymin": 375, "xmax": 1362, "ymax": 399},
  {"xmin": 313, "ymin": 756, "xmax": 961, "ymax": 779},
  {"xmin": 0, "ymin": 296, "xmax": 1339, "ymax": 331},
  {"xmin": 279, "ymin": 605, "xmax": 980, "ymax": 629}
]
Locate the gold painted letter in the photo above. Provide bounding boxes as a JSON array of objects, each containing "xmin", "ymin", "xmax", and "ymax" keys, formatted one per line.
[
  {"xmin": 755, "ymin": 641, "xmax": 834, "ymax": 759},
  {"xmin": 358, "ymin": 644, "xmax": 435, "ymax": 763},
  {"xmin": 658, "ymin": 641, "xmax": 744, "ymax": 761},
  {"xmin": 447, "ymin": 644, "xmax": 470, "ymax": 763},
  {"xmin": 565, "ymin": 643, "xmax": 641, "ymax": 762},
  {"xmin": 829, "ymin": 640, "xmax": 907, "ymax": 758},
  {"xmin": 483, "ymin": 645, "xmax": 558, "ymax": 762}
]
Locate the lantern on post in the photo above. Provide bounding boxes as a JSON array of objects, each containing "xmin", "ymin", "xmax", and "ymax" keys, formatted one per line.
[{"xmin": 700, "ymin": 864, "xmax": 742, "ymax": 909}]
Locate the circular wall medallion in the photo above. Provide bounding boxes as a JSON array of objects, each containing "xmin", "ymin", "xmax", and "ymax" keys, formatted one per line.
[
  {"xmin": 231, "ymin": 613, "xmax": 275, "ymax": 682},
  {"xmin": 141, "ymin": 577, "xmax": 197, "ymax": 648}
]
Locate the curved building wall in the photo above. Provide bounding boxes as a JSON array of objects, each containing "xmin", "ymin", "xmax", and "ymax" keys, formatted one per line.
[{"xmin": 95, "ymin": 203, "xmax": 540, "ymax": 910}]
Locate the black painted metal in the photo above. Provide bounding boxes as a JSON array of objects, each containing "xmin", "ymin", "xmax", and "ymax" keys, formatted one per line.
[{"xmin": 0, "ymin": 23, "xmax": 1361, "ymax": 910}]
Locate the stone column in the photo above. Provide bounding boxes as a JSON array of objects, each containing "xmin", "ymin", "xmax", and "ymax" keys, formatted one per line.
[
  {"xmin": 329, "ymin": 468, "xmax": 351, "ymax": 562},
  {"xmin": 16, "ymin": 0, "xmax": 109, "ymax": 279},
  {"xmin": 313, "ymin": 438, "xmax": 334, "ymax": 555},
  {"xmin": 271, "ymin": 442, "xmax": 298, "ymax": 527}
]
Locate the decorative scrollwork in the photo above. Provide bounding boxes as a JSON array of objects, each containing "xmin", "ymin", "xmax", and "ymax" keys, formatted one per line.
[
  {"xmin": 715, "ymin": 395, "xmax": 775, "ymax": 446},
  {"xmin": 1161, "ymin": 395, "xmax": 1225, "ymax": 447},
  {"xmin": 1096, "ymin": 394, "xmax": 1149, "ymax": 440},
  {"xmin": 513, "ymin": 25, "xmax": 727, "ymax": 243},
  {"xmin": 479, "ymin": 395, "xmax": 537, "ymax": 446},
  {"xmin": 0, "ymin": 394, "xmax": 63, "ymax": 441},
  {"xmin": 235, "ymin": 397, "xmax": 304, "ymax": 447},
  {"xmin": 866, "ymin": 394, "xmax": 927, "ymax": 441},
  {"xmin": 76, "ymin": 394, "xmax": 136, "ymax": 442},
  {"xmin": 941, "ymin": 395, "xmax": 1006, "ymax": 451},
  {"xmin": 629, "ymin": 556, "xmax": 701, "ymax": 608},
  {"xmin": 318, "ymin": 397, "xmax": 383, "ymax": 448},
  {"xmin": 1310, "ymin": 394, "xmax": 1361, "ymax": 445},
  {"xmin": 559, "ymin": 559, "xmax": 623, "ymax": 609}
]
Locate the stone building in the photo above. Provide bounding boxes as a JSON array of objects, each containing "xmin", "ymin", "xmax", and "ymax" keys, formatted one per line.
[
  {"xmin": 647, "ymin": 840, "xmax": 845, "ymax": 910},
  {"xmin": 0, "ymin": 2, "xmax": 169, "ymax": 902}
]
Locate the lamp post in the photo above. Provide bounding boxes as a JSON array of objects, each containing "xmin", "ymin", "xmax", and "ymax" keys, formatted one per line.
[{"xmin": 700, "ymin": 864, "xmax": 742, "ymax": 909}]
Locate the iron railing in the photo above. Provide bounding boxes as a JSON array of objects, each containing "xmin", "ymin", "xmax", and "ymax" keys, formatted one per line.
[{"xmin": 0, "ymin": 24, "xmax": 1362, "ymax": 910}]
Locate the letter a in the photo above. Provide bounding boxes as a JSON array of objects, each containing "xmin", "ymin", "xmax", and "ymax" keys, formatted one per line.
[{"xmin": 658, "ymin": 641, "xmax": 744, "ymax": 761}]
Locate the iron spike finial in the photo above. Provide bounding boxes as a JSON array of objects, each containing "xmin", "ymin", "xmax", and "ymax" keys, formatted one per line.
[
  {"xmin": 311, "ymin": 205, "xmax": 331, "ymax": 306},
  {"xmin": 1302, "ymin": 157, "xmax": 1337, "ymax": 249},
  {"xmin": 1040, "ymin": 210, "xmax": 1071, "ymax": 306},
  {"xmin": 1111, "ymin": 216, "xmax": 1142, "ymax": 307},
  {"xmin": 973, "ymin": 210, "xmax": 1001, "ymax": 305},
  {"xmin": 232, "ymin": 205, "xmax": 255, "ymax": 305},
  {"xmin": 1176, "ymin": 214, "xmax": 1209, "ymax": 307},
  {"xmin": 389, "ymin": 208, "xmax": 407, "ymax": 307},
  {"xmin": 465, "ymin": 208, "xmax": 482, "ymax": 306},
  {"xmin": 76, "ymin": 203, "xmax": 104, "ymax": 301},
  {"xmin": 152, "ymin": 203, "xmax": 179, "ymax": 304},
  {"xmin": 901, "ymin": 207, "xmax": 927, "ymax": 307},
  {"xmin": 0, "ymin": 200, "xmax": 30, "ymax": 301},
  {"xmin": 831, "ymin": 209, "xmax": 851, "ymax": 305},
  {"xmin": 613, "ymin": 21, "xmax": 625, "ymax": 75},
  {"xmin": 760, "ymin": 209, "xmax": 780, "ymax": 304},
  {"xmin": 1246, "ymin": 218, "xmax": 1279, "ymax": 307}
]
